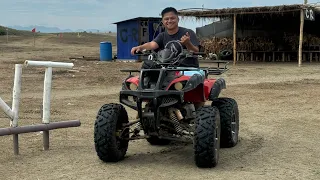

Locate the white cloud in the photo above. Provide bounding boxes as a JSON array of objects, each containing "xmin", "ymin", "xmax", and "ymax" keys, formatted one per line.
[{"xmin": 0, "ymin": 0, "xmax": 319, "ymax": 31}]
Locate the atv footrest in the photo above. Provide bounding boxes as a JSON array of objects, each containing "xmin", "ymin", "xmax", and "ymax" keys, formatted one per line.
[
  {"xmin": 158, "ymin": 136, "xmax": 193, "ymax": 143},
  {"xmin": 126, "ymin": 135, "xmax": 150, "ymax": 140}
]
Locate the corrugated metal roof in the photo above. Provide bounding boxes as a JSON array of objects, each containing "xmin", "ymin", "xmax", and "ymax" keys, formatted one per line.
[{"xmin": 112, "ymin": 17, "xmax": 162, "ymax": 24}]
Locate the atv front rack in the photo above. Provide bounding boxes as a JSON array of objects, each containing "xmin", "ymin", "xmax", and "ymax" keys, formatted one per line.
[
  {"xmin": 120, "ymin": 60, "xmax": 229, "ymax": 76},
  {"xmin": 120, "ymin": 69, "xmax": 140, "ymax": 75},
  {"xmin": 200, "ymin": 60, "xmax": 229, "ymax": 76}
]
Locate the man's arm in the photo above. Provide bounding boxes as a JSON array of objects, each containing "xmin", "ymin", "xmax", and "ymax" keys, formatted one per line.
[
  {"xmin": 139, "ymin": 33, "xmax": 163, "ymax": 50},
  {"xmin": 139, "ymin": 41, "xmax": 159, "ymax": 50},
  {"xmin": 186, "ymin": 30, "xmax": 200, "ymax": 52}
]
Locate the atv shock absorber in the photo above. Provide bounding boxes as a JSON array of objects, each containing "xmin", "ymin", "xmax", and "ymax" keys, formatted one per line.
[
  {"xmin": 130, "ymin": 113, "xmax": 141, "ymax": 137},
  {"xmin": 132, "ymin": 122, "xmax": 141, "ymax": 136},
  {"xmin": 168, "ymin": 108, "xmax": 184, "ymax": 134}
]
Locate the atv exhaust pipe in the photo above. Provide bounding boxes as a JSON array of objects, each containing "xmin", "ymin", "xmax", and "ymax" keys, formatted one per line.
[{"xmin": 168, "ymin": 108, "xmax": 184, "ymax": 121}]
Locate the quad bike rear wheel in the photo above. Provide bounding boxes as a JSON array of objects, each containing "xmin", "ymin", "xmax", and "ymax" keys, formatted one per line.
[
  {"xmin": 194, "ymin": 106, "xmax": 221, "ymax": 168},
  {"xmin": 211, "ymin": 97, "xmax": 239, "ymax": 148},
  {"xmin": 94, "ymin": 103, "xmax": 129, "ymax": 162}
]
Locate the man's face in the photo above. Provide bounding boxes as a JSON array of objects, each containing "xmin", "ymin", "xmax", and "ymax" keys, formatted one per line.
[{"xmin": 162, "ymin": 11, "xmax": 179, "ymax": 30}]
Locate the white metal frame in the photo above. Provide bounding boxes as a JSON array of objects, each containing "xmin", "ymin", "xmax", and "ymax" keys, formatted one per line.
[{"xmin": 0, "ymin": 60, "xmax": 80, "ymax": 155}]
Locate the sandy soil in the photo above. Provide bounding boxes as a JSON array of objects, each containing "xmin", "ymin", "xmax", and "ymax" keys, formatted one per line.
[{"xmin": 1, "ymin": 34, "xmax": 320, "ymax": 180}]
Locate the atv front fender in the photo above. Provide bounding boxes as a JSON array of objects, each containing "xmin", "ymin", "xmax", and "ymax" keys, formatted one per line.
[
  {"xmin": 182, "ymin": 74, "xmax": 205, "ymax": 92},
  {"xmin": 209, "ymin": 78, "xmax": 226, "ymax": 100}
]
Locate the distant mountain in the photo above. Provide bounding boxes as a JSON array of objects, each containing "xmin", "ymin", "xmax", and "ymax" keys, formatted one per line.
[
  {"xmin": 75, "ymin": 29, "xmax": 85, "ymax": 32},
  {"xmin": 7, "ymin": 25, "xmax": 115, "ymax": 33},
  {"xmin": 8, "ymin": 25, "xmax": 72, "ymax": 33}
]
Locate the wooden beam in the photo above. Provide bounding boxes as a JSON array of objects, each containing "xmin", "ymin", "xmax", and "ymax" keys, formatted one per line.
[
  {"xmin": 298, "ymin": 9, "xmax": 304, "ymax": 67},
  {"xmin": 233, "ymin": 14, "xmax": 237, "ymax": 66},
  {"xmin": 184, "ymin": 9, "xmax": 302, "ymax": 18}
]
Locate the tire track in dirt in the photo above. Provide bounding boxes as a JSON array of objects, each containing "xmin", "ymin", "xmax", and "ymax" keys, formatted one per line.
[
  {"xmin": 0, "ymin": 86, "xmax": 121, "ymax": 100},
  {"xmin": 115, "ymin": 124, "xmax": 264, "ymax": 170}
]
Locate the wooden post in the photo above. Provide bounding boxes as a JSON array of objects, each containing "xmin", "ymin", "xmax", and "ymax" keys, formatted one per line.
[
  {"xmin": 272, "ymin": 52, "xmax": 275, "ymax": 62},
  {"xmin": 6, "ymin": 28, "xmax": 8, "ymax": 43},
  {"xmin": 233, "ymin": 14, "xmax": 237, "ymax": 65},
  {"xmin": 298, "ymin": 9, "xmax": 304, "ymax": 67},
  {"xmin": 33, "ymin": 32, "xmax": 35, "ymax": 47}
]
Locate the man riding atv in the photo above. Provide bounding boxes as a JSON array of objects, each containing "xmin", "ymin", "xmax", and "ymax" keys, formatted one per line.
[
  {"xmin": 131, "ymin": 7, "xmax": 200, "ymax": 69},
  {"xmin": 93, "ymin": 7, "xmax": 240, "ymax": 168},
  {"xmin": 131, "ymin": 7, "xmax": 204, "ymax": 108}
]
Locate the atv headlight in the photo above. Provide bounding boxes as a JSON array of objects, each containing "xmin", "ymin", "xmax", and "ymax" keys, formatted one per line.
[
  {"xmin": 129, "ymin": 83, "xmax": 138, "ymax": 90},
  {"xmin": 174, "ymin": 82, "xmax": 184, "ymax": 90}
]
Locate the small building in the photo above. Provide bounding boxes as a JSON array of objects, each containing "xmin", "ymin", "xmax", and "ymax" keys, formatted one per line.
[
  {"xmin": 113, "ymin": 17, "xmax": 165, "ymax": 61},
  {"xmin": 178, "ymin": 4, "xmax": 320, "ymax": 66}
]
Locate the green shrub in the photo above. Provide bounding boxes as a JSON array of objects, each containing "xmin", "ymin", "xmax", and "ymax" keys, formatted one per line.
[{"xmin": 0, "ymin": 29, "xmax": 6, "ymax": 35}]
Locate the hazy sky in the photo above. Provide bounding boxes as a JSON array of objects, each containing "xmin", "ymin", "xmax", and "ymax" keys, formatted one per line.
[{"xmin": 0, "ymin": 0, "xmax": 318, "ymax": 31}]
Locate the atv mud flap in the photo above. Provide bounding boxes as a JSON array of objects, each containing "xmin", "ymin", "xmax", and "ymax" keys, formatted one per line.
[{"xmin": 120, "ymin": 90, "xmax": 184, "ymax": 132}]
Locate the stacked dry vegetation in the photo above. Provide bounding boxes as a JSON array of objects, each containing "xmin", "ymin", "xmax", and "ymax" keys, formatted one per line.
[
  {"xmin": 200, "ymin": 37, "xmax": 275, "ymax": 54},
  {"xmin": 200, "ymin": 37, "xmax": 233, "ymax": 54},
  {"xmin": 200, "ymin": 33, "xmax": 320, "ymax": 54},
  {"xmin": 283, "ymin": 33, "xmax": 320, "ymax": 50}
]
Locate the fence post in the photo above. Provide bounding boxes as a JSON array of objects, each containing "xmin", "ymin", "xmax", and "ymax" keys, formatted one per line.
[
  {"xmin": 43, "ymin": 67, "xmax": 52, "ymax": 150},
  {"xmin": 11, "ymin": 64, "xmax": 23, "ymax": 155}
]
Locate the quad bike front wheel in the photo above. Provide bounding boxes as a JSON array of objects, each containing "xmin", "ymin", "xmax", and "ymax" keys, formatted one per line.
[
  {"xmin": 94, "ymin": 103, "xmax": 129, "ymax": 162},
  {"xmin": 211, "ymin": 97, "xmax": 239, "ymax": 148},
  {"xmin": 194, "ymin": 106, "xmax": 221, "ymax": 168}
]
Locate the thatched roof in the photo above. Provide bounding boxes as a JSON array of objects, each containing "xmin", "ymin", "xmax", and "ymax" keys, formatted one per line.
[{"xmin": 178, "ymin": 4, "xmax": 319, "ymax": 18}]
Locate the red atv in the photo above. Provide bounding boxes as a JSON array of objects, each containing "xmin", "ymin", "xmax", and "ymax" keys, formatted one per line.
[{"xmin": 94, "ymin": 41, "xmax": 239, "ymax": 168}]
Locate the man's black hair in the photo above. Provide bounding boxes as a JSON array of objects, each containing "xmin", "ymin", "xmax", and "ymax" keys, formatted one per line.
[{"xmin": 161, "ymin": 7, "xmax": 178, "ymax": 17}]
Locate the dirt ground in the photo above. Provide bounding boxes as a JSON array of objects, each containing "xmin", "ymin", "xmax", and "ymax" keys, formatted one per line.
[{"xmin": 1, "ymin": 34, "xmax": 320, "ymax": 180}]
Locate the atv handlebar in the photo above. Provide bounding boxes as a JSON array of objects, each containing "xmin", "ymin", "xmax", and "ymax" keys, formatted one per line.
[
  {"xmin": 192, "ymin": 52, "xmax": 206, "ymax": 56},
  {"xmin": 132, "ymin": 41, "xmax": 208, "ymax": 67},
  {"xmin": 133, "ymin": 50, "xmax": 151, "ymax": 56},
  {"xmin": 133, "ymin": 51, "xmax": 143, "ymax": 55},
  {"xmin": 134, "ymin": 50, "xmax": 206, "ymax": 56}
]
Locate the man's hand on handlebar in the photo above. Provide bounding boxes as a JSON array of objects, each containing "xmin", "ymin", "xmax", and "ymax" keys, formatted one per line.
[{"xmin": 131, "ymin": 46, "xmax": 143, "ymax": 55}]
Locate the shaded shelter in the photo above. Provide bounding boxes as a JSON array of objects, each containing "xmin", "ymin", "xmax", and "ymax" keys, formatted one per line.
[{"xmin": 178, "ymin": 4, "xmax": 320, "ymax": 66}]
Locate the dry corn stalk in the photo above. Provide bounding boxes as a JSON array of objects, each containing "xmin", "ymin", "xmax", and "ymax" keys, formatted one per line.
[
  {"xmin": 237, "ymin": 37, "xmax": 275, "ymax": 51},
  {"xmin": 283, "ymin": 32, "xmax": 320, "ymax": 50},
  {"xmin": 200, "ymin": 36, "xmax": 275, "ymax": 53},
  {"xmin": 200, "ymin": 33, "xmax": 320, "ymax": 53},
  {"xmin": 200, "ymin": 37, "xmax": 233, "ymax": 54}
]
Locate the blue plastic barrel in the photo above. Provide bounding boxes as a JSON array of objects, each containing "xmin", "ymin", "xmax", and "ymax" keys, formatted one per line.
[{"xmin": 100, "ymin": 41, "xmax": 112, "ymax": 61}]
